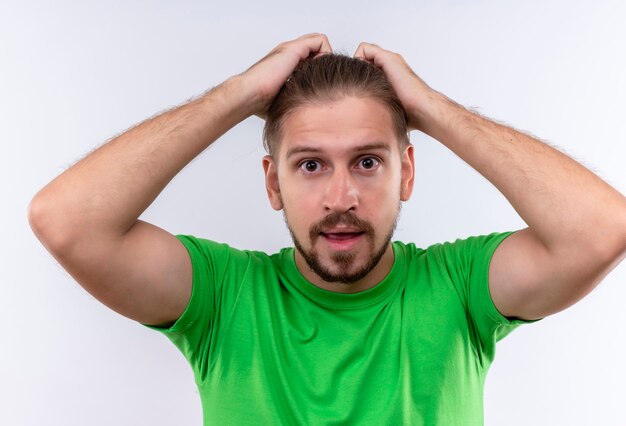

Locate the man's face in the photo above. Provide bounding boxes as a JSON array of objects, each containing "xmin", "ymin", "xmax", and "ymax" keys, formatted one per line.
[{"xmin": 263, "ymin": 96, "xmax": 414, "ymax": 289}]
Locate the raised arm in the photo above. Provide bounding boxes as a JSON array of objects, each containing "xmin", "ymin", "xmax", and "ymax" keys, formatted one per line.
[
  {"xmin": 27, "ymin": 33, "xmax": 332, "ymax": 327},
  {"xmin": 354, "ymin": 42, "xmax": 626, "ymax": 321}
]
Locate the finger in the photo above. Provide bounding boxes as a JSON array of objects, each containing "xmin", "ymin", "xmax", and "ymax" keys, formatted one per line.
[
  {"xmin": 313, "ymin": 33, "xmax": 333, "ymax": 57},
  {"xmin": 298, "ymin": 32, "xmax": 332, "ymax": 50},
  {"xmin": 293, "ymin": 33, "xmax": 333, "ymax": 59},
  {"xmin": 353, "ymin": 41, "xmax": 382, "ymax": 61}
]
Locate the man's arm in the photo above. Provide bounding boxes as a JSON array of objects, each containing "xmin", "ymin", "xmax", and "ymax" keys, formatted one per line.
[
  {"xmin": 27, "ymin": 33, "xmax": 332, "ymax": 326},
  {"xmin": 355, "ymin": 42, "xmax": 626, "ymax": 321}
]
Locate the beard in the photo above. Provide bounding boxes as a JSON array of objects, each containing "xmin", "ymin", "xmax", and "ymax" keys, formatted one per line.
[{"xmin": 284, "ymin": 203, "xmax": 401, "ymax": 285}]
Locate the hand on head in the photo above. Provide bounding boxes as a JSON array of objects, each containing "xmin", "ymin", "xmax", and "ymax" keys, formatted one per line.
[
  {"xmin": 353, "ymin": 41, "xmax": 436, "ymax": 131},
  {"xmin": 241, "ymin": 33, "xmax": 436, "ymax": 131},
  {"xmin": 240, "ymin": 33, "xmax": 333, "ymax": 120}
]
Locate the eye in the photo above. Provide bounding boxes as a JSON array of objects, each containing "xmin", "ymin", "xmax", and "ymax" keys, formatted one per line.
[
  {"xmin": 357, "ymin": 156, "xmax": 380, "ymax": 170},
  {"xmin": 299, "ymin": 159, "xmax": 322, "ymax": 173}
]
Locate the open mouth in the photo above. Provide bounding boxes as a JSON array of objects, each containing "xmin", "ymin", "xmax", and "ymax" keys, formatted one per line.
[
  {"xmin": 319, "ymin": 232, "xmax": 366, "ymax": 251},
  {"xmin": 321, "ymin": 232, "xmax": 365, "ymax": 241}
]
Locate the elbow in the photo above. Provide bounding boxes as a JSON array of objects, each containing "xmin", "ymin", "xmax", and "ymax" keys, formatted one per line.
[
  {"xmin": 28, "ymin": 193, "xmax": 76, "ymax": 254},
  {"xmin": 586, "ymin": 218, "xmax": 626, "ymax": 284},
  {"xmin": 591, "ymin": 207, "xmax": 626, "ymax": 265},
  {"xmin": 615, "ymin": 226, "xmax": 626, "ymax": 267},
  {"xmin": 607, "ymin": 210, "xmax": 626, "ymax": 261},
  {"xmin": 621, "ymin": 214, "xmax": 626, "ymax": 257}
]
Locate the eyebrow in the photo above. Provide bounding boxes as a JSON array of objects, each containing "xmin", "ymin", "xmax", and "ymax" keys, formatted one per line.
[{"xmin": 285, "ymin": 142, "xmax": 391, "ymax": 159}]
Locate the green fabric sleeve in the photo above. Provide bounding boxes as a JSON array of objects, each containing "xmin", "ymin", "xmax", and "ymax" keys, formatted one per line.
[
  {"xmin": 141, "ymin": 234, "xmax": 244, "ymax": 375},
  {"xmin": 432, "ymin": 230, "xmax": 541, "ymax": 364}
]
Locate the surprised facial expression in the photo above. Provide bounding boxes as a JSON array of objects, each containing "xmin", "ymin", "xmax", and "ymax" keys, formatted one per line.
[{"xmin": 263, "ymin": 96, "xmax": 415, "ymax": 290}]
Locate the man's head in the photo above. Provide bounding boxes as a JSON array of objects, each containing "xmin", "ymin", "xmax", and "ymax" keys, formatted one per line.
[
  {"xmin": 263, "ymin": 53, "xmax": 410, "ymax": 157},
  {"xmin": 262, "ymin": 53, "xmax": 415, "ymax": 289}
]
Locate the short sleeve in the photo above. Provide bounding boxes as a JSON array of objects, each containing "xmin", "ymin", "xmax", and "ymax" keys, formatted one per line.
[
  {"xmin": 432, "ymin": 231, "xmax": 541, "ymax": 364},
  {"xmin": 141, "ymin": 234, "xmax": 239, "ymax": 374}
]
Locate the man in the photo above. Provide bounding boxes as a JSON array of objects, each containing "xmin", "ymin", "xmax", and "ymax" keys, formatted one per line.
[{"xmin": 28, "ymin": 33, "xmax": 626, "ymax": 424}]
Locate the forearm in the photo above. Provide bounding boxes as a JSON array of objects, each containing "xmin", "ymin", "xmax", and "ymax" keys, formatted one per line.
[
  {"xmin": 29, "ymin": 75, "xmax": 257, "ymax": 247},
  {"xmin": 416, "ymin": 92, "xmax": 626, "ymax": 256}
]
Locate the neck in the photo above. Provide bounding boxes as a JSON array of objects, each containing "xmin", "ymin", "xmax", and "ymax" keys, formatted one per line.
[{"xmin": 294, "ymin": 243, "xmax": 395, "ymax": 293}]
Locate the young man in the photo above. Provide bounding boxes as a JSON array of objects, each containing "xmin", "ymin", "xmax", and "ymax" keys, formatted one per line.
[{"xmin": 28, "ymin": 33, "xmax": 626, "ymax": 424}]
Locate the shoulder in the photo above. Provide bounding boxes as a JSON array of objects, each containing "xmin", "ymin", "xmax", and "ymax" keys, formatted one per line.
[
  {"xmin": 393, "ymin": 231, "xmax": 516, "ymax": 275},
  {"xmin": 175, "ymin": 234, "xmax": 293, "ymax": 272},
  {"xmin": 400, "ymin": 231, "xmax": 515, "ymax": 256}
]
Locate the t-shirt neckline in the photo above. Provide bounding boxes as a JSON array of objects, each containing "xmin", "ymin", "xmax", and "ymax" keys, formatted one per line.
[{"xmin": 281, "ymin": 242, "xmax": 405, "ymax": 310}]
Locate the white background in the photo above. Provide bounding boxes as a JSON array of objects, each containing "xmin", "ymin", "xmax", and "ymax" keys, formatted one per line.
[{"xmin": 2, "ymin": 1, "xmax": 625, "ymax": 425}]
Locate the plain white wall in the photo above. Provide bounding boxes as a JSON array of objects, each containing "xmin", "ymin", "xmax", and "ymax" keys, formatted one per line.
[{"xmin": 2, "ymin": 1, "xmax": 625, "ymax": 424}]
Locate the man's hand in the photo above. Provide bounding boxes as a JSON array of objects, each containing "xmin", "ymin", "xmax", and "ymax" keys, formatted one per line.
[
  {"xmin": 353, "ymin": 42, "xmax": 439, "ymax": 132},
  {"xmin": 25, "ymin": 34, "xmax": 334, "ymax": 327},
  {"xmin": 241, "ymin": 33, "xmax": 333, "ymax": 120},
  {"xmin": 355, "ymin": 41, "xmax": 626, "ymax": 321}
]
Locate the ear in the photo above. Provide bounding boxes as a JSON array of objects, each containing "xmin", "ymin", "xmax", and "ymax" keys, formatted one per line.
[
  {"xmin": 400, "ymin": 144, "xmax": 415, "ymax": 201},
  {"xmin": 262, "ymin": 155, "xmax": 284, "ymax": 210}
]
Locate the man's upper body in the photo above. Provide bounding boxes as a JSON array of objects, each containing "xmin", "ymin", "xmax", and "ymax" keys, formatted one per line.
[
  {"xmin": 142, "ymin": 232, "xmax": 535, "ymax": 424},
  {"xmin": 27, "ymin": 33, "xmax": 626, "ymax": 423}
]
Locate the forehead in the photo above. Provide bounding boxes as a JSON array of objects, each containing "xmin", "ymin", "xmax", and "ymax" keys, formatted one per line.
[{"xmin": 278, "ymin": 96, "xmax": 398, "ymax": 159}]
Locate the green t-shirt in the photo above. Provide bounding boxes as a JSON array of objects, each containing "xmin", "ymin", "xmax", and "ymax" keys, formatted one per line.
[{"xmin": 143, "ymin": 230, "xmax": 537, "ymax": 425}]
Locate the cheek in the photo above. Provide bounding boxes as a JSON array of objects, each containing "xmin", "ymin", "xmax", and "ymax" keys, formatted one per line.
[
  {"xmin": 282, "ymin": 186, "xmax": 316, "ymax": 210},
  {"xmin": 281, "ymin": 188, "xmax": 317, "ymax": 229},
  {"xmin": 279, "ymin": 174, "xmax": 322, "ymax": 207},
  {"xmin": 366, "ymin": 179, "xmax": 402, "ymax": 219},
  {"xmin": 361, "ymin": 173, "xmax": 401, "ymax": 201}
]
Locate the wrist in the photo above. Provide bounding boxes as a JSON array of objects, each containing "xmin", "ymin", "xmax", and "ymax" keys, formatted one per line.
[
  {"xmin": 227, "ymin": 74, "xmax": 265, "ymax": 117},
  {"xmin": 198, "ymin": 75, "xmax": 262, "ymax": 122},
  {"xmin": 410, "ymin": 90, "xmax": 466, "ymax": 137}
]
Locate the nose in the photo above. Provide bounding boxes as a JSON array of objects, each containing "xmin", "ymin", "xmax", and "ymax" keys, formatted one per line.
[{"xmin": 323, "ymin": 169, "xmax": 358, "ymax": 213}]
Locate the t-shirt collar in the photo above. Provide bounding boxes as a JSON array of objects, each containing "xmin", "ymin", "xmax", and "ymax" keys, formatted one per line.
[{"xmin": 280, "ymin": 242, "xmax": 405, "ymax": 309}]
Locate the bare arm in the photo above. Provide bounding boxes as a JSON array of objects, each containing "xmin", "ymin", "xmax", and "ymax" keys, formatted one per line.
[
  {"xmin": 354, "ymin": 42, "xmax": 626, "ymax": 321},
  {"xmin": 28, "ymin": 33, "xmax": 332, "ymax": 326}
]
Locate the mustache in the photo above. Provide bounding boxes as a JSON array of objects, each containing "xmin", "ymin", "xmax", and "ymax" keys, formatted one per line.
[{"xmin": 309, "ymin": 212, "xmax": 375, "ymax": 242}]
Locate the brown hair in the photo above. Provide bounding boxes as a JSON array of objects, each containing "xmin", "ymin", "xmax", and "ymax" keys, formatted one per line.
[{"xmin": 262, "ymin": 53, "xmax": 410, "ymax": 157}]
